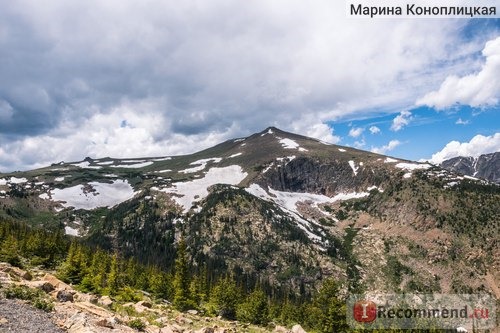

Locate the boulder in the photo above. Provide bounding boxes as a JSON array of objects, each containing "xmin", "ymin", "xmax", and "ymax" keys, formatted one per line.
[
  {"xmin": 57, "ymin": 290, "xmax": 74, "ymax": 302},
  {"xmin": 187, "ymin": 309, "xmax": 198, "ymax": 315},
  {"xmin": 291, "ymin": 324, "xmax": 307, "ymax": 333},
  {"xmin": 95, "ymin": 318, "xmax": 114, "ymax": 329},
  {"xmin": 43, "ymin": 273, "xmax": 71, "ymax": 291},
  {"xmin": 137, "ymin": 300, "xmax": 152, "ymax": 308},
  {"xmin": 274, "ymin": 325, "xmax": 290, "ymax": 332},
  {"xmin": 98, "ymin": 295, "xmax": 113, "ymax": 307}
]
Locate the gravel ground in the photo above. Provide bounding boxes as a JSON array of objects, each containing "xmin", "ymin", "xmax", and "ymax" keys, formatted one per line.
[{"xmin": 0, "ymin": 297, "xmax": 65, "ymax": 333}]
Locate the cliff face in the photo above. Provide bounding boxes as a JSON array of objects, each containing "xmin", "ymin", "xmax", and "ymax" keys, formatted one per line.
[{"xmin": 440, "ymin": 152, "xmax": 500, "ymax": 184}]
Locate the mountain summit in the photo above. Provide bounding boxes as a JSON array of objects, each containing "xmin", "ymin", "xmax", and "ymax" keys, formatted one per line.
[{"xmin": 0, "ymin": 127, "xmax": 498, "ymax": 298}]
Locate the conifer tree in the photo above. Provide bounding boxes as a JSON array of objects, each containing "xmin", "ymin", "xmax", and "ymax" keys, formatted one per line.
[
  {"xmin": 107, "ymin": 252, "xmax": 119, "ymax": 295},
  {"xmin": 312, "ymin": 278, "xmax": 349, "ymax": 333},
  {"xmin": 209, "ymin": 274, "xmax": 241, "ymax": 319},
  {"xmin": 58, "ymin": 241, "xmax": 87, "ymax": 284},
  {"xmin": 0, "ymin": 234, "xmax": 21, "ymax": 267},
  {"xmin": 236, "ymin": 287, "xmax": 269, "ymax": 325},
  {"xmin": 173, "ymin": 237, "xmax": 193, "ymax": 310}
]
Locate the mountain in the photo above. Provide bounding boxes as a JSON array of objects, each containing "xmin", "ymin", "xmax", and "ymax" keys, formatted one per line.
[
  {"xmin": 0, "ymin": 127, "xmax": 499, "ymax": 301},
  {"xmin": 440, "ymin": 152, "xmax": 500, "ymax": 184}
]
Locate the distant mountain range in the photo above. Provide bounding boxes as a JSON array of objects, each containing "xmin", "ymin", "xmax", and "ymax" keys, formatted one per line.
[
  {"xmin": 440, "ymin": 152, "xmax": 500, "ymax": 184},
  {"xmin": 1, "ymin": 127, "xmax": 498, "ymax": 300}
]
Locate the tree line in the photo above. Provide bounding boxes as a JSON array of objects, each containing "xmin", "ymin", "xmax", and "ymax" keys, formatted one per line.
[{"xmin": 0, "ymin": 219, "xmax": 445, "ymax": 332}]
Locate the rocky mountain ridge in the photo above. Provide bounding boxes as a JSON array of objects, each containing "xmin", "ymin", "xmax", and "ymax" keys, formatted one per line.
[
  {"xmin": 440, "ymin": 152, "xmax": 500, "ymax": 184},
  {"xmin": 0, "ymin": 127, "xmax": 498, "ymax": 303}
]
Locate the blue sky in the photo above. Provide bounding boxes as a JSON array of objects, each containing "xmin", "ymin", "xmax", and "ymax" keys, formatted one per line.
[
  {"xmin": 331, "ymin": 105, "xmax": 499, "ymax": 162},
  {"xmin": 0, "ymin": 2, "xmax": 499, "ymax": 171}
]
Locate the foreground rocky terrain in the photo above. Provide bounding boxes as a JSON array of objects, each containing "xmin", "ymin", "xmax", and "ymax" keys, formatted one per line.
[{"xmin": 0, "ymin": 262, "xmax": 306, "ymax": 333}]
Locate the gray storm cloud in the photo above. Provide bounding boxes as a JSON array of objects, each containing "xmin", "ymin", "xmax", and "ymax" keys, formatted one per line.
[{"xmin": 0, "ymin": 0, "xmax": 493, "ymax": 171}]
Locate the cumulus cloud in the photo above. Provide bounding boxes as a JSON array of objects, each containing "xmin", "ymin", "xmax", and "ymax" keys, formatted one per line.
[
  {"xmin": 428, "ymin": 133, "xmax": 500, "ymax": 164},
  {"xmin": 349, "ymin": 127, "xmax": 364, "ymax": 138},
  {"xmin": 391, "ymin": 110, "xmax": 412, "ymax": 131},
  {"xmin": 0, "ymin": 1, "xmax": 490, "ymax": 171},
  {"xmin": 417, "ymin": 36, "xmax": 500, "ymax": 109},
  {"xmin": 371, "ymin": 140, "xmax": 401, "ymax": 154},
  {"xmin": 369, "ymin": 126, "xmax": 381, "ymax": 134}
]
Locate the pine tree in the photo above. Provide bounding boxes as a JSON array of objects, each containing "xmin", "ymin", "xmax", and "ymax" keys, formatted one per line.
[
  {"xmin": 0, "ymin": 234, "xmax": 21, "ymax": 267},
  {"xmin": 236, "ymin": 288, "xmax": 269, "ymax": 325},
  {"xmin": 107, "ymin": 252, "xmax": 119, "ymax": 295},
  {"xmin": 312, "ymin": 278, "xmax": 349, "ymax": 333},
  {"xmin": 173, "ymin": 237, "xmax": 193, "ymax": 311},
  {"xmin": 149, "ymin": 267, "xmax": 172, "ymax": 300},
  {"xmin": 58, "ymin": 241, "xmax": 87, "ymax": 284},
  {"xmin": 209, "ymin": 275, "xmax": 241, "ymax": 319}
]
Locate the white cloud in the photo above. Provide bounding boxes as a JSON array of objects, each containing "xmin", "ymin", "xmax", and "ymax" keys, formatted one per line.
[
  {"xmin": 417, "ymin": 36, "xmax": 500, "ymax": 109},
  {"xmin": 429, "ymin": 133, "xmax": 500, "ymax": 164},
  {"xmin": 455, "ymin": 118, "xmax": 470, "ymax": 125},
  {"xmin": 349, "ymin": 127, "xmax": 364, "ymax": 138},
  {"xmin": 0, "ymin": 1, "xmax": 492, "ymax": 171},
  {"xmin": 390, "ymin": 110, "xmax": 412, "ymax": 131},
  {"xmin": 371, "ymin": 140, "xmax": 401, "ymax": 154},
  {"xmin": 353, "ymin": 139, "xmax": 366, "ymax": 149},
  {"xmin": 369, "ymin": 126, "xmax": 381, "ymax": 134}
]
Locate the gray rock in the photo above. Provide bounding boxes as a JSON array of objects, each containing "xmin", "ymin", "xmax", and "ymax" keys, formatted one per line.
[
  {"xmin": 291, "ymin": 324, "xmax": 307, "ymax": 333},
  {"xmin": 56, "ymin": 290, "xmax": 74, "ymax": 302},
  {"xmin": 98, "ymin": 295, "xmax": 113, "ymax": 307}
]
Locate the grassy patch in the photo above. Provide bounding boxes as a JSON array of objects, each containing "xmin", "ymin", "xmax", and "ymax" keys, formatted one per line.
[{"xmin": 3, "ymin": 285, "xmax": 54, "ymax": 312}]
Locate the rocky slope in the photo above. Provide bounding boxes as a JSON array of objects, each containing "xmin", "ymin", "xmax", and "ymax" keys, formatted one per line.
[
  {"xmin": 440, "ymin": 152, "xmax": 500, "ymax": 184},
  {"xmin": 0, "ymin": 261, "xmax": 307, "ymax": 333}
]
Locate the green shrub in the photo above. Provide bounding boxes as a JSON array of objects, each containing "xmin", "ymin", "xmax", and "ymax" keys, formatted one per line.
[
  {"xmin": 127, "ymin": 318, "xmax": 146, "ymax": 331},
  {"xmin": 4, "ymin": 285, "xmax": 54, "ymax": 312}
]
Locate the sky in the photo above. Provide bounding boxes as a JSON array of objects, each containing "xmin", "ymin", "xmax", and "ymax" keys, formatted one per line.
[{"xmin": 0, "ymin": 1, "xmax": 499, "ymax": 172}]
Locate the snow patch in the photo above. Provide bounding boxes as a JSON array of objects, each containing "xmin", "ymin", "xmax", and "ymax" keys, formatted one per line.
[
  {"xmin": 153, "ymin": 169, "xmax": 172, "ymax": 173},
  {"xmin": 395, "ymin": 162, "xmax": 432, "ymax": 171},
  {"xmin": 367, "ymin": 186, "xmax": 383, "ymax": 192},
  {"xmin": 10, "ymin": 177, "xmax": 28, "ymax": 184},
  {"xmin": 247, "ymin": 184, "xmax": 370, "ymax": 215},
  {"xmin": 384, "ymin": 158, "xmax": 398, "ymax": 163},
  {"xmin": 276, "ymin": 156, "xmax": 296, "ymax": 164},
  {"xmin": 229, "ymin": 153, "xmax": 242, "ymax": 158},
  {"xmin": 338, "ymin": 148, "xmax": 346, "ymax": 152},
  {"xmin": 158, "ymin": 165, "xmax": 247, "ymax": 212},
  {"xmin": 0, "ymin": 179, "xmax": 7, "ymax": 186},
  {"xmin": 96, "ymin": 161, "xmax": 114, "ymax": 165},
  {"xmin": 151, "ymin": 157, "xmax": 172, "ymax": 161},
  {"xmin": 403, "ymin": 172, "xmax": 412, "ymax": 179},
  {"xmin": 39, "ymin": 193, "xmax": 50, "ymax": 200},
  {"xmin": 47, "ymin": 180, "xmax": 137, "ymax": 210},
  {"xmin": 348, "ymin": 160, "xmax": 358, "ymax": 176},
  {"xmin": 54, "ymin": 177, "xmax": 65, "ymax": 182},
  {"xmin": 279, "ymin": 138, "xmax": 300, "ymax": 149},
  {"xmin": 71, "ymin": 161, "xmax": 102, "ymax": 169},
  {"xmin": 261, "ymin": 129, "xmax": 274, "ymax": 136},
  {"xmin": 65, "ymin": 226, "xmax": 79, "ymax": 237},
  {"xmin": 180, "ymin": 158, "xmax": 222, "ymax": 174}
]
